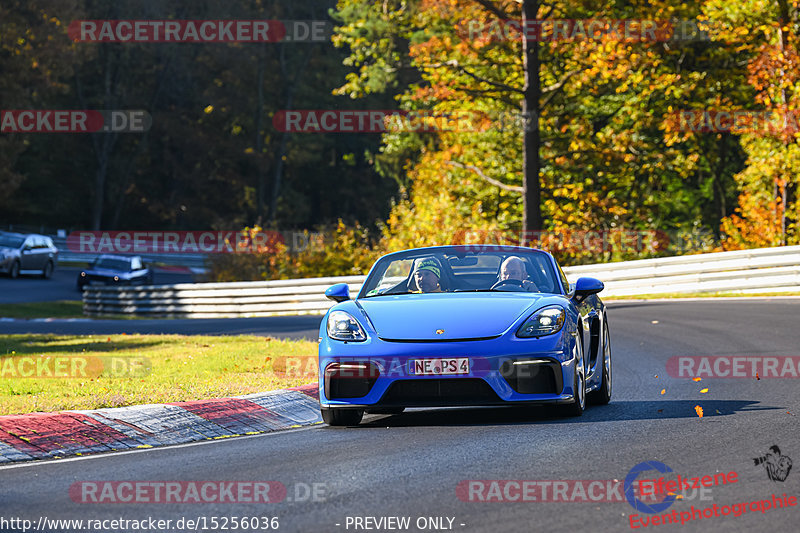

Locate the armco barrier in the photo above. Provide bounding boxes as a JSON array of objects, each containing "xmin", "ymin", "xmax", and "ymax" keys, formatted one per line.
[
  {"xmin": 565, "ymin": 245, "xmax": 800, "ymax": 297},
  {"xmin": 83, "ymin": 276, "xmax": 367, "ymax": 318},
  {"xmin": 82, "ymin": 246, "xmax": 800, "ymax": 318}
]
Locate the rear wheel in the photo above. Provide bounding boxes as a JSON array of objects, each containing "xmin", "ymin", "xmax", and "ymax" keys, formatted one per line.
[
  {"xmin": 41, "ymin": 261, "xmax": 54, "ymax": 279},
  {"xmin": 9, "ymin": 261, "xmax": 20, "ymax": 279},
  {"xmin": 588, "ymin": 320, "xmax": 612, "ymax": 405},
  {"xmin": 321, "ymin": 407, "xmax": 364, "ymax": 426},
  {"xmin": 562, "ymin": 334, "xmax": 586, "ymax": 417}
]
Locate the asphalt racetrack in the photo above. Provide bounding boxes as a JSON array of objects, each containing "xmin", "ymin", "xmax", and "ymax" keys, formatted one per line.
[
  {"xmin": 0, "ymin": 315, "xmax": 323, "ymax": 339},
  {"xmin": 1, "ymin": 299, "xmax": 799, "ymax": 532},
  {"xmin": 0, "ymin": 267, "xmax": 195, "ymax": 304}
]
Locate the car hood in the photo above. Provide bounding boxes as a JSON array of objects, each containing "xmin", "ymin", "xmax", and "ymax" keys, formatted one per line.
[
  {"xmin": 357, "ymin": 293, "xmax": 547, "ymax": 341},
  {"xmin": 0, "ymin": 246, "xmax": 18, "ymax": 254}
]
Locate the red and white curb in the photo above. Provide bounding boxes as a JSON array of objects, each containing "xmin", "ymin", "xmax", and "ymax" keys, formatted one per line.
[{"xmin": 0, "ymin": 384, "xmax": 320, "ymax": 464}]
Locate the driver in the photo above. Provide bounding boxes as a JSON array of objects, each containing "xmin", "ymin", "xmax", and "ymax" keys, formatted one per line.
[
  {"xmin": 410, "ymin": 257, "xmax": 444, "ymax": 293},
  {"xmin": 498, "ymin": 256, "xmax": 537, "ymax": 291}
]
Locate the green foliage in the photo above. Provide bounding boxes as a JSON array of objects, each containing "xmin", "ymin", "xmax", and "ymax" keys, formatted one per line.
[
  {"xmin": 4, "ymin": 0, "xmax": 799, "ymax": 278},
  {"xmin": 327, "ymin": 0, "xmax": 755, "ymax": 266},
  {"xmin": 2, "ymin": 0, "xmax": 397, "ymax": 232},
  {"xmin": 208, "ymin": 223, "xmax": 383, "ymax": 280}
]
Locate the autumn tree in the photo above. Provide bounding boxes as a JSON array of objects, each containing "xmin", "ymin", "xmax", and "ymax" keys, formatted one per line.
[{"xmin": 703, "ymin": 0, "xmax": 800, "ymax": 248}]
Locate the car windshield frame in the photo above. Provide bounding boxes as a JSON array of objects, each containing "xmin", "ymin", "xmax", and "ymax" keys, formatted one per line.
[{"xmin": 358, "ymin": 246, "xmax": 564, "ymax": 298}]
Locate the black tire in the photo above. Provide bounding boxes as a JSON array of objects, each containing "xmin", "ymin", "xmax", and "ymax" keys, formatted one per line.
[
  {"xmin": 588, "ymin": 320, "xmax": 612, "ymax": 405},
  {"xmin": 562, "ymin": 334, "xmax": 586, "ymax": 417},
  {"xmin": 321, "ymin": 408, "xmax": 364, "ymax": 426},
  {"xmin": 9, "ymin": 261, "xmax": 20, "ymax": 279},
  {"xmin": 41, "ymin": 261, "xmax": 54, "ymax": 279}
]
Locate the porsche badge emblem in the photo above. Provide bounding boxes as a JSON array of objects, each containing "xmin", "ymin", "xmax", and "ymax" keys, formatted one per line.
[{"xmin": 436, "ymin": 329, "xmax": 445, "ymax": 335}]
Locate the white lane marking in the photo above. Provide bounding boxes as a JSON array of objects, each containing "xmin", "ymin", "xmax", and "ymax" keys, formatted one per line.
[
  {"xmin": 606, "ymin": 295, "xmax": 800, "ymax": 303},
  {"xmin": 0, "ymin": 423, "xmax": 322, "ymax": 471}
]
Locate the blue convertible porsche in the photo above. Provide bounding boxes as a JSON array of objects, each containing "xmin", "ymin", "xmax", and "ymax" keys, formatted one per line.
[{"xmin": 318, "ymin": 245, "xmax": 611, "ymax": 426}]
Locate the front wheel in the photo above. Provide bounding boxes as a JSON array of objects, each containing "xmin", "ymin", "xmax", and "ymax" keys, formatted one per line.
[
  {"xmin": 562, "ymin": 335, "xmax": 586, "ymax": 417},
  {"xmin": 321, "ymin": 407, "xmax": 364, "ymax": 426},
  {"xmin": 9, "ymin": 261, "xmax": 20, "ymax": 279},
  {"xmin": 41, "ymin": 261, "xmax": 54, "ymax": 279},
  {"xmin": 588, "ymin": 320, "xmax": 612, "ymax": 405}
]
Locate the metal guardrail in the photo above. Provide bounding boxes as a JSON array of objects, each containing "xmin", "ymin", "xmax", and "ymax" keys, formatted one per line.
[
  {"xmin": 83, "ymin": 276, "xmax": 367, "ymax": 318},
  {"xmin": 82, "ymin": 246, "xmax": 800, "ymax": 318},
  {"xmin": 565, "ymin": 245, "xmax": 800, "ymax": 297}
]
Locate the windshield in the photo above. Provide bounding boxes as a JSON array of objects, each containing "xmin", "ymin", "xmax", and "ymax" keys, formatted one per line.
[
  {"xmin": 93, "ymin": 258, "xmax": 133, "ymax": 271},
  {"xmin": 360, "ymin": 247, "xmax": 563, "ymax": 297},
  {"xmin": 0, "ymin": 235, "xmax": 25, "ymax": 248}
]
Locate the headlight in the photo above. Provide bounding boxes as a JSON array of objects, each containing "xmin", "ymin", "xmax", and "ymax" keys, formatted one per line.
[
  {"xmin": 327, "ymin": 310, "xmax": 367, "ymax": 341},
  {"xmin": 517, "ymin": 305, "xmax": 566, "ymax": 338}
]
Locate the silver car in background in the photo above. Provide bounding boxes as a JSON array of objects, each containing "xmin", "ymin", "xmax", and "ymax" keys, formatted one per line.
[{"xmin": 0, "ymin": 231, "xmax": 59, "ymax": 279}]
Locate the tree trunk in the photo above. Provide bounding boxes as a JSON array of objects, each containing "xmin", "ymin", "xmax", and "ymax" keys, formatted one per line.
[
  {"xmin": 777, "ymin": 0, "xmax": 790, "ymax": 244},
  {"xmin": 255, "ymin": 44, "xmax": 267, "ymax": 222},
  {"xmin": 269, "ymin": 42, "xmax": 311, "ymax": 224},
  {"xmin": 522, "ymin": 0, "xmax": 542, "ymax": 235},
  {"xmin": 269, "ymin": 43, "xmax": 291, "ymax": 224}
]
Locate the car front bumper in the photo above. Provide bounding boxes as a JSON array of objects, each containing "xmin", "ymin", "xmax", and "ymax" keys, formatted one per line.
[
  {"xmin": 0, "ymin": 256, "xmax": 16, "ymax": 273},
  {"xmin": 318, "ymin": 331, "xmax": 581, "ymax": 409},
  {"xmin": 80, "ymin": 275, "xmax": 135, "ymax": 285}
]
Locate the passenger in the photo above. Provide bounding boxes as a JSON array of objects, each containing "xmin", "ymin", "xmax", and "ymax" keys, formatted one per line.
[
  {"xmin": 498, "ymin": 256, "xmax": 537, "ymax": 291},
  {"xmin": 410, "ymin": 257, "xmax": 444, "ymax": 293}
]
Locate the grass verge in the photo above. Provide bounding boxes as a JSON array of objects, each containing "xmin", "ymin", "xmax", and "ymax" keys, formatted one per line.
[
  {"xmin": 0, "ymin": 334, "xmax": 317, "ymax": 415},
  {"xmin": 0, "ymin": 300, "xmax": 85, "ymax": 319},
  {"xmin": 0, "ymin": 300, "xmax": 149, "ymax": 320}
]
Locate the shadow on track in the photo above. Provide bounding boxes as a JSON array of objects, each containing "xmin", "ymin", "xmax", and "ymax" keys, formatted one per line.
[{"xmin": 352, "ymin": 399, "xmax": 779, "ymax": 428}]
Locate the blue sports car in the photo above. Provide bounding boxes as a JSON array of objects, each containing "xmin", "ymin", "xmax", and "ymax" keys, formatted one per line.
[{"xmin": 318, "ymin": 245, "xmax": 612, "ymax": 426}]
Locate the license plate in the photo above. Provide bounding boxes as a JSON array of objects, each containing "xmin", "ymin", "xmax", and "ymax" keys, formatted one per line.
[{"xmin": 410, "ymin": 357, "xmax": 470, "ymax": 376}]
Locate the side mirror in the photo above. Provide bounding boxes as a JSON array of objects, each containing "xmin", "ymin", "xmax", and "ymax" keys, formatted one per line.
[
  {"xmin": 325, "ymin": 283, "xmax": 350, "ymax": 303},
  {"xmin": 573, "ymin": 277, "xmax": 604, "ymax": 301}
]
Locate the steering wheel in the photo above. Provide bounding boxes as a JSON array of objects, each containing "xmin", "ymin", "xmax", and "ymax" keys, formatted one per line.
[{"xmin": 490, "ymin": 278, "xmax": 525, "ymax": 291}]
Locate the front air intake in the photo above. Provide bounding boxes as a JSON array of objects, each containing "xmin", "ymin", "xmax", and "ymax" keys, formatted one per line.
[
  {"xmin": 324, "ymin": 361, "xmax": 380, "ymax": 399},
  {"xmin": 378, "ymin": 378, "xmax": 501, "ymax": 406},
  {"xmin": 500, "ymin": 359, "xmax": 562, "ymax": 394}
]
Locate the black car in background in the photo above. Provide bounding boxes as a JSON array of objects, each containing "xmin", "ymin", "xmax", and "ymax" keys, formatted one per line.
[
  {"xmin": 77, "ymin": 254, "xmax": 153, "ymax": 291},
  {"xmin": 0, "ymin": 231, "xmax": 59, "ymax": 279}
]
